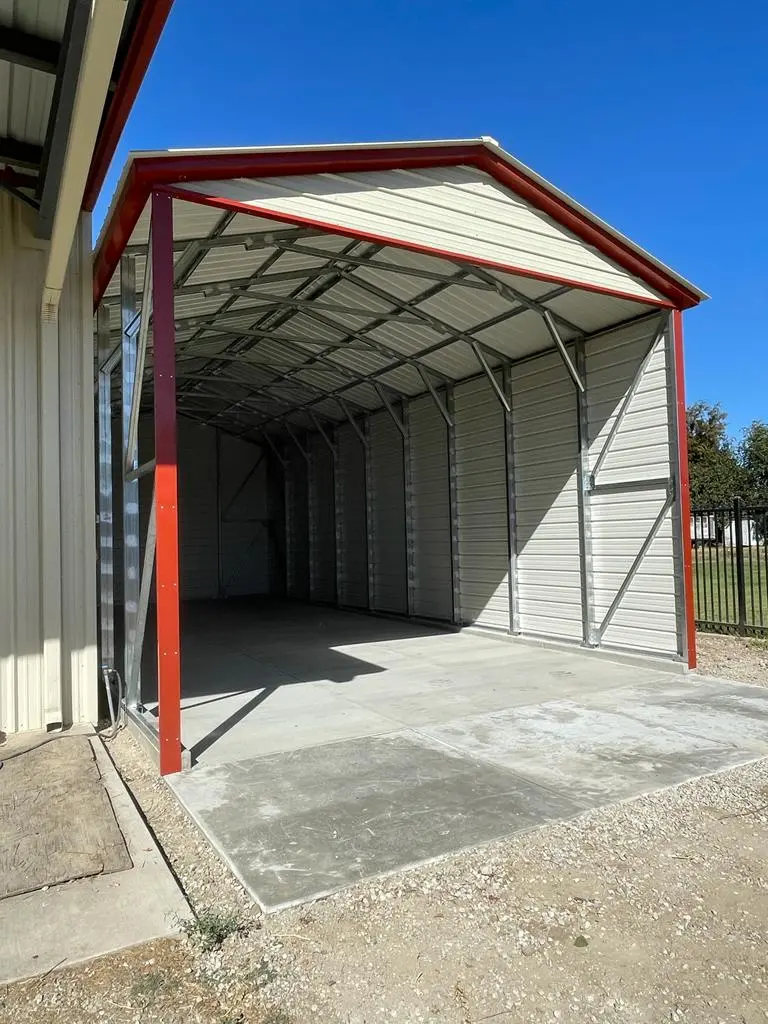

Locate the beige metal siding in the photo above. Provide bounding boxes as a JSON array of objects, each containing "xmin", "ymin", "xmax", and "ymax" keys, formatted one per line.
[
  {"xmin": 0, "ymin": 199, "xmax": 97, "ymax": 734},
  {"xmin": 586, "ymin": 318, "xmax": 679, "ymax": 655},
  {"xmin": 453, "ymin": 376, "xmax": 510, "ymax": 630},
  {"xmin": 368, "ymin": 410, "xmax": 407, "ymax": 614},
  {"xmin": 178, "ymin": 167, "xmax": 664, "ymax": 302},
  {"xmin": 336, "ymin": 423, "xmax": 368, "ymax": 609},
  {"xmin": 511, "ymin": 350, "xmax": 582, "ymax": 640}
]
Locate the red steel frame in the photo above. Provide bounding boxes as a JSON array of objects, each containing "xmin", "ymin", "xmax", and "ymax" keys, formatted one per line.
[
  {"xmin": 151, "ymin": 190, "xmax": 183, "ymax": 775},
  {"xmin": 96, "ymin": 149, "xmax": 704, "ymax": 773},
  {"xmin": 672, "ymin": 309, "xmax": 697, "ymax": 669}
]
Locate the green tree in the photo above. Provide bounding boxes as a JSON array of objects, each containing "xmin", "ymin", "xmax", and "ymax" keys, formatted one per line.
[
  {"xmin": 740, "ymin": 420, "xmax": 768, "ymax": 504},
  {"xmin": 686, "ymin": 401, "xmax": 743, "ymax": 506}
]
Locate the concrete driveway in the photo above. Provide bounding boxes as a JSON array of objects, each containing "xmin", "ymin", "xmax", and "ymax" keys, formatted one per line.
[{"xmin": 167, "ymin": 613, "xmax": 768, "ymax": 910}]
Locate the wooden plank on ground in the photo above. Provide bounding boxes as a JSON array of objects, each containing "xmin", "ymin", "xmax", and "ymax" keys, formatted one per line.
[{"xmin": 0, "ymin": 736, "xmax": 132, "ymax": 899}]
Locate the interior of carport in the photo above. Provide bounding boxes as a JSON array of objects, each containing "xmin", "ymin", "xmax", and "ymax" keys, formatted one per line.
[{"xmin": 93, "ymin": 140, "xmax": 704, "ymax": 906}]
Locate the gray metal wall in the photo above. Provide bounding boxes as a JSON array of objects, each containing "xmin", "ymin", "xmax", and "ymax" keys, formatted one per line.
[
  {"xmin": 268, "ymin": 316, "xmax": 682, "ymax": 662},
  {"xmin": 510, "ymin": 351, "xmax": 582, "ymax": 641},
  {"xmin": 336, "ymin": 423, "xmax": 368, "ymax": 609},
  {"xmin": 407, "ymin": 394, "xmax": 453, "ymax": 621},
  {"xmin": 586, "ymin": 318, "xmax": 679, "ymax": 655},
  {"xmin": 453, "ymin": 376, "xmax": 510, "ymax": 630},
  {"xmin": 285, "ymin": 444, "xmax": 309, "ymax": 600},
  {"xmin": 114, "ymin": 417, "xmax": 271, "ymax": 603},
  {"xmin": 107, "ymin": 319, "xmax": 682, "ymax": 665},
  {"xmin": 308, "ymin": 434, "xmax": 336, "ymax": 604}
]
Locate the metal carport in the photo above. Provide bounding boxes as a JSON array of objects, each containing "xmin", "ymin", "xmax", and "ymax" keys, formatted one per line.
[{"xmin": 92, "ymin": 138, "xmax": 706, "ymax": 775}]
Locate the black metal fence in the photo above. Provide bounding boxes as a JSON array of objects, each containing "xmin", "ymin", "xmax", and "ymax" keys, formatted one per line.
[{"xmin": 692, "ymin": 498, "xmax": 768, "ymax": 636}]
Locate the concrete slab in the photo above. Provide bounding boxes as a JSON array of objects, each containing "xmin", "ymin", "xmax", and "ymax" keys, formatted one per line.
[
  {"xmin": 144, "ymin": 601, "xmax": 768, "ymax": 911},
  {"xmin": 170, "ymin": 730, "xmax": 583, "ymax": 911},
  {"xmin": 0, "ymin": 735, "xmax": 189, "ymax": 984}
]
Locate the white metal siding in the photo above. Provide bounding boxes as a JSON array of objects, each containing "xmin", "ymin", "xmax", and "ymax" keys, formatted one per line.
[
  {"xmin": 368, "ymin": 410, "xmax": 407, "ymax": 614},
  {"xmin": 286, "ymin": 444, "xmax": 309, "ymax": 599},
  {"xmin": 178, "ymin": 166, "xmax": 664, "ymax": 302},
  {"xmin": 219, "ymin": 434, "xmax": 270, "ymax": 597},
  {"xmin": 336, "ymin": 423, "xmax": 368, "ymax": 608},
  {"xmin": 0, "ymin": 200, "xmax": 97, "ymax": 734},
  {"xmin": 511, "ymin": 350, "xmax": 582, "ymax": 640},
  {"xmin": 408, "ymin": 394, "xmax": 453, "ymax": 621},
  {"xmin": 587, "ymin": 318, "xmax": 679, "ymax": 655},
  {"xmin": 308, "ymin": 434, "xmax": 336, "ymax": 603},
  {"xmin": 454, "ymin": 376, "xmax": 510, "ymax": 630}
]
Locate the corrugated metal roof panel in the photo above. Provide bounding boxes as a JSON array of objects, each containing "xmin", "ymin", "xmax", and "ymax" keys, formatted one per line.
[{"xmin": 174, "ymin": 166, "xmax": 665, "ymax": 302}]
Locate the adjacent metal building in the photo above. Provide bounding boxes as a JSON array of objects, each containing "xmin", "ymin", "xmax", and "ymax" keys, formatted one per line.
[
  {"xmin": 0, "ymin": 0, "xmax": 174, "ymax": 735},
  {"xmin": 92, "ymin": 139, "xmax": 706, "ymax": 774}
]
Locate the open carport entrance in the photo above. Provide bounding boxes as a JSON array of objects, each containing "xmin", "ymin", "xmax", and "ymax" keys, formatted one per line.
[{"xmin": 93, "ymin": 139, "xmax": 704, "ymax": 776}]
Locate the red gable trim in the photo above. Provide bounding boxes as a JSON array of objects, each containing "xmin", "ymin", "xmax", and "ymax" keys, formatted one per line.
[{"xmin": 93, "ymin": 142, "xmax": 701, "ymax": 310}]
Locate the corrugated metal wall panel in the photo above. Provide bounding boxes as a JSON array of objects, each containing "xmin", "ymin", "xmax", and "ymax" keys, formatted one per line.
[
  {"xmin": 286, "ymin": 443, "xmax": 309, "ymax": 599},
  {"xmin": 177, "ymin": 421, "xmax": 219, "ymax": 599},
  {"xmin": 179, "ymin": 167, "xmax": 663, "ymax": 302},
  {"xmin": 453, "ymin": 376, "xmax": 510, "ymax": 630},
  {"xmin": 586, "ymin": 319, "xmax": 679, "ymax": 655},
  {"xmin": 336, "ymin": 423, "xmax": 368, "ymax": 609},
  {"xmin": 511, "ymin": 351, "xmax": 582, "ymax": 640},
  {"xmin": 308, "ymin": 434, "xmax": 336, "ymax": 603},
  {"xmin": 368, "ymin": 410, "xmax": 407, "ymax": 614},
  {"xmin": 408, "ymin": 394, "xmax": 453, "ymax": 621},
  {"xmin": 219, "ymin": 435, "xmax": 270, "ymax": 597},
  {"xmin": 0, "ymin": 201, "xmax": 97, "ymax": 734}
]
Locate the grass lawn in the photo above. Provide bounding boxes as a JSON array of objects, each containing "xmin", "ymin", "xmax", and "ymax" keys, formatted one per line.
[{"xmin": 694, "ymin": 545, "xmax": 768, "ymax": 632}]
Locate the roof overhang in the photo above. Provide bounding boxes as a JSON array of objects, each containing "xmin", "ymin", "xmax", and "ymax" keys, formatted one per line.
[
  {"xmin": 0, "ymin": 0, "xmax": 174, "ymax": 233},
  {"xmin": 94, "ymin": 138, "xmax": 707, "ymax": 311}
]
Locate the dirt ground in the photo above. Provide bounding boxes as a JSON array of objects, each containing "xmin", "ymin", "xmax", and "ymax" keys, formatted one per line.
[
  {"xmin": 696, "ymin": 632, "xmax": 768, "ymax": 685},
  {"xmin": 4, "ymin": 721, "xmax": 768, "ymax": 1024}
]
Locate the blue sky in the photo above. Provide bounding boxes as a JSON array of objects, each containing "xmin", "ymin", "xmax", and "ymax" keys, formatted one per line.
[{"xmin": 96, "ymin": 0, "xmax": 767, "ymax": 437}]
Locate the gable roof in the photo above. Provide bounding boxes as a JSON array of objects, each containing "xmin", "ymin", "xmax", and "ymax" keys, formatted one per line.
[{"xmin": 94, "ymin": 137, "xmax": 706, "ymax": 309}]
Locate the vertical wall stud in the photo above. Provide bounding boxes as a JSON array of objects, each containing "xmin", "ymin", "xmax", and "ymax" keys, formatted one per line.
[
  {"xmin": 403, "ymin": 400, "xmax": 416, "ymax": 617},
  {"xmin": 306, "ymin": 437, "xmax": 317, "ymax": 601},
  {"xmin": 283, "ymin": 441, "xmax": 294, "ymax": 597},
  {"xmin": 120, "ymin": 254, "xmax": 140, "ymax": 703},
  {"xmin": 446, "ymin": 386, "xmax": 462, "ymax": 626},
  {"xmin": 333, "ymin": 427, "xmax": 344, "ymax": 606},
  {"xmin": 364, "ymin": 417, "xmax": 375, "ymax": 611},
  {"xmin": 97, "ymin": 303, "xmax": 115, "ymax": 668},
  {"xmin": 151, "ymin": 190, "xmax": 182, "ymax": 777},
  {"xmin": 574, "ymin": 340, "xmax": 597, "ymax": 646},
  {"xmin": 215, "ymin": 429, "xmax": 224, "ymax": 598},
  {"xmin": 502, "ymin": 365, "xmax": 521, "ymax": 634}
]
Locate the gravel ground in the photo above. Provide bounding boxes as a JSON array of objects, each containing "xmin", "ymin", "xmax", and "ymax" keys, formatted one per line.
[
  {"xmin": 696, "ymin": 632, "xmax": 768, "ymax": 685},
  {"xmin": 3, "ymin": 729, "xmax": 768, "ymax": 1024}
]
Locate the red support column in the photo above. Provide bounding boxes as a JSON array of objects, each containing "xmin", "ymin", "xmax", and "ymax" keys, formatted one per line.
[
  {"xmin": 151, "ymin": 190, "xmax": 182, "ymax": 775},
  {"xmin": 672, "ymin": 310, "xmax": 697, "ymax": 670}
]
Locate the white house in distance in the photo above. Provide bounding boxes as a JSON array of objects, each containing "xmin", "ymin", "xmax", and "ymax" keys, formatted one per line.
[{"xmin": 0, "ymin": 0, "xmax": 174, "ymax": 737}]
